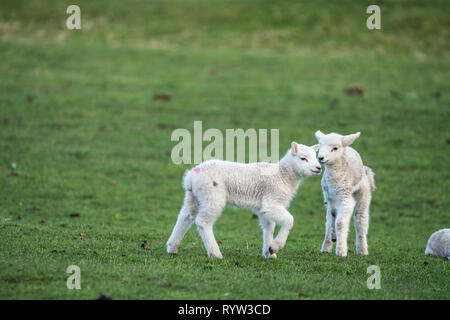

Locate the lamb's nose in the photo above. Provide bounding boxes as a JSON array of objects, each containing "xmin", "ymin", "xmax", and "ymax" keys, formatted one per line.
[
  {"xmin": 318, "ymin": 156, "xmax": 324, "ymax": 162},
  {"xmin": 316, "ymin": 166, "xmax": 321, "ymax": 171}
]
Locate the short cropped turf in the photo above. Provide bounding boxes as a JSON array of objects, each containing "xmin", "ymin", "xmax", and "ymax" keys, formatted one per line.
[{"xmin": 0, "ymin": 0, "xmax": 449, "ymax": 299}]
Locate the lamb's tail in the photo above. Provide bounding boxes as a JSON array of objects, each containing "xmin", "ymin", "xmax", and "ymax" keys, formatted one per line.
[
  {"xmin": 364, "ymin": 166, "xmax": 376, "ymax": 191},
  {"xmin": 182, "ymin": 169, "xmax": 194, "ymax": 191},
  {"xmin": 181, "ymin": 169, "xmax": 196, "ymax": 217}
]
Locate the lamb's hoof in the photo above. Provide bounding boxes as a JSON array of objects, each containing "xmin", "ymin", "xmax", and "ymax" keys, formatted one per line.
[
  {"xmin": 331, "ymin": 238, "xmax": 336, "ymax": 242},
  {"xmin": 320, "ymin": 245, "xmax": 332, "ymax": 253},
  {"xmin": 357, "ymin": 251, "xmax": 369, "ymax": 256},
  {"xmin": 268, "ymin": 245, "xmax": 281, "ymax": 254},
  {"xmin": 336, "ymin": 250, "xmax": 347, "ymax": 257},
  {"xmin": 208, "ymin": 252, "xmax": 223, "ymax": 259},
  {"xmin": 268, "ymin": 241, "xmax": 282, "ymax": 254},
  {"xmin": 166, "ymin": 245, "xmax": 178, "ymax": 254},
  {"xmin": 263, "ymin": 250, "xmax": 277, "ymax": 259}
]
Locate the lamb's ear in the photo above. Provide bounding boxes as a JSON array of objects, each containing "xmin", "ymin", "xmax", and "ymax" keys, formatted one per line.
[
  {"xmin": 315, "ymin": 130, "xmax": 325, "ymax": 141},
  {"xmin": 311, "ymin": 144, "xmax": 320, "ymax": 152},
  {"xmin": 342, "ymin": 132, "xmax": 360, "ymax": 147},
  {"xmin": 291, "ymin": 141, "xmax": 299, "ymax": 155}
]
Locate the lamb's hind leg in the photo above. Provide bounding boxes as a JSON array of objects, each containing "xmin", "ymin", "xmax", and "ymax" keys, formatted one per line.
[
  {"xmin": 166, "ymin": 191, "xmax": 195, "ymax": 254},
  {"xmin": 195, "ymin": 202, "xmax": 225, "ymax": 259},
  {"xmin": 354, "ymin": 190, "xmax": 371, "ymax": 255}
]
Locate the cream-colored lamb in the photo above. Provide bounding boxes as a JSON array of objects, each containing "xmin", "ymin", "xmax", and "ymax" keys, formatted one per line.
[
  {"xmin": 166, "ymin": 142, "xmax": 322, "ymax": 259},
  {"xmin": 315, "ymin": 131, "xmax": 375, "ymax": 257},
  {"xmin": 425, "ymin": 229, "xmax": 450, "ymax": 260}
]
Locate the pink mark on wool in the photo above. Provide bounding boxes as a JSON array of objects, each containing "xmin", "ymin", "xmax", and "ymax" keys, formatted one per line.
[{"xmin": 192, "ymin": 167, "xmax": 200, "ymax": 173}]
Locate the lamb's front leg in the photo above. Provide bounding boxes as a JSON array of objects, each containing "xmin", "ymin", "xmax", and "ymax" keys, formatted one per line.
[
  {"xmin": 321, "ymin": 200, "xmax": 336, "ymax": 253},
  {"xmin": 335, "ymin": 198, "xmax": 356, "ymax": 257},
  {"xmin": 260, "ymin": 217, "xmax": 277, "ymax": 258},
  {"xmin": 263, "ymin": 206, "xmax": 294, "ymax": 255}
]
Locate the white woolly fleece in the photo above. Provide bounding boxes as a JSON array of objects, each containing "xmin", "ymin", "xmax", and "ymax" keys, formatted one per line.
[
  {"xmin": 167, "ymin": 142, "xmax": 321, "ymax": 259},
  {"xmin": 425, "ymin": 229, "xmax": 450, "ymax": 260}
]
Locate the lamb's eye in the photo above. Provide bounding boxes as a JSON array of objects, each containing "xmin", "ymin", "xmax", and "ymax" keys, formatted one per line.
[
  {"xmin": 300, "ymin": 157, "xmax": 307, "ymax": 161},
  {"xmin": 332, "ymin": 147, "xmax": 338, "ymax": 152}
]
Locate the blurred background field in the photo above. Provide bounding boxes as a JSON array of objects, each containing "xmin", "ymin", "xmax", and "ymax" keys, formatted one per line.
[{"xmin": 0, "ymin": 0, "xmax": 449, "ymax": 299}]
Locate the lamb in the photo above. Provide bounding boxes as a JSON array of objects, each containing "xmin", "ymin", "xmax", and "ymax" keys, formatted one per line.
[
  {"xmin": 166, "ymin": 142, "xmax": 322, "ymax": 259},
  {"xmin": 425, "ymin": 229, "xmax": 450, "ymax": 260},
  {"xmin": 314, "ymin": 130, "xmax": 375, "ymax": 257}
]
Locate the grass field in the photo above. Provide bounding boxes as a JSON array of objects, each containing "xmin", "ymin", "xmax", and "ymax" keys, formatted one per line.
[{"xmin": 0, "ymin": 0, "xmax": 449, "ymax": 299}]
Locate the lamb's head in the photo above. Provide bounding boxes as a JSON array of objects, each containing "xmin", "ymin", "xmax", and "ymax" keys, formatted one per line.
[
  {"xmin": 290, "ymin": 142, "xmax": 321, "ymax": 176},
  {"xmin": 314, "ymin": 130, "xmax": 360, "ymax": 165}
]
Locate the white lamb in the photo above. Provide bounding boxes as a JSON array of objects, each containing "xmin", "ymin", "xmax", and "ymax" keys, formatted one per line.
[
  {"xmin": 314, "ymin": 130, "xmax": 375, "ymax": 257},
  {"xmin": 166, "ymin": 142, "xmax": 322, "ymax": 259},
  {"xmin": 425, "ymin": 229, "xmax": 450, "ymax": 260}
]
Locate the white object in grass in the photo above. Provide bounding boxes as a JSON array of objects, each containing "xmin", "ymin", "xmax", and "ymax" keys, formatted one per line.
[{"xmin": 425, "ymin": 229, "xmax": 450, "ymax": 260}]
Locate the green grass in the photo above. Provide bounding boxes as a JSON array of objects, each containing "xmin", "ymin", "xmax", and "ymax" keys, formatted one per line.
[{"xmin": 0, "ymin": 0, "xmax": 449, "ymax": 299}]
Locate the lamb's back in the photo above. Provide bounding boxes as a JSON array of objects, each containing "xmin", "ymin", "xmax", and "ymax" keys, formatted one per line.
[
  {"xmin": 195, "ymin": 160, "xmax": 282, "ymax": 199},
  {"xmin": 344, "ymin": 147, "xmax": 364, "ymax": 184}
]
